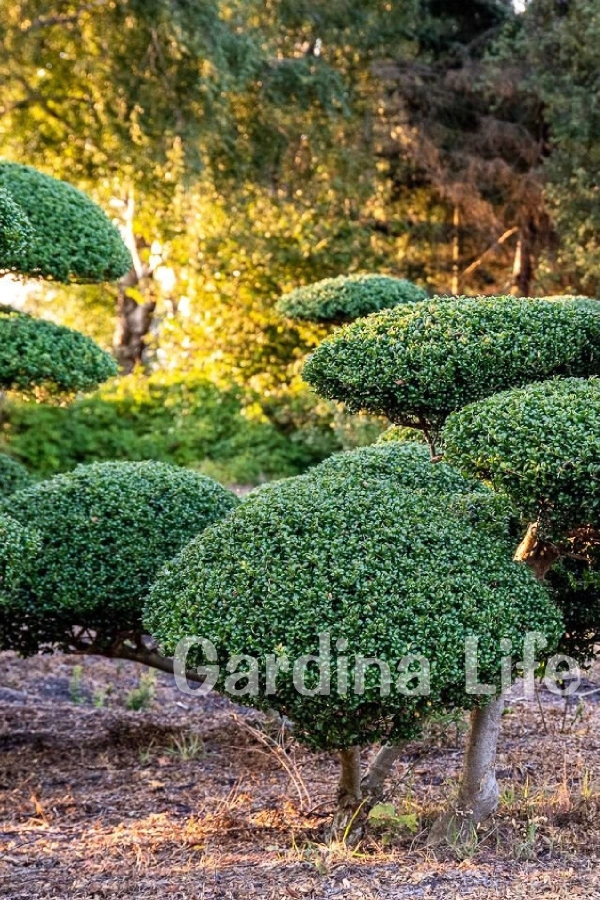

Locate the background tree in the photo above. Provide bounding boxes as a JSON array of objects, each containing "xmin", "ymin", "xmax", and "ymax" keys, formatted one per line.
[{"xmin": 502, "ymin": 0, "xmax": 600, "ymax": 293}]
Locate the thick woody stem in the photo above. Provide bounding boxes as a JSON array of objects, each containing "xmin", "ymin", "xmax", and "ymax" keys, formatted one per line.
[
  {"xmin": 428, "ymin": 696, "xmax": 504, "ymax": 846},
  {"xmin": 514, "ymin": 522, "xmax": 560, "ymax": 582},
  {"xmin": 331, "ymin": 746, "xmax": 362, "ymax": 839}
]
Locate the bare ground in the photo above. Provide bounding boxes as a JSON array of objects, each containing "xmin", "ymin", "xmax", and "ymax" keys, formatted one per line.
[{"xmin": 2, "ymin": 652, "xmax": 600, "ymax": 899}]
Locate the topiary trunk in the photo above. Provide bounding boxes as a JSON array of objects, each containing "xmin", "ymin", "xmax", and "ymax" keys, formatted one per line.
[
  {"xmin": 428, "ymin": 696, "xmax": 504, "ymax": 846},
  {"xmin": 332, "ymin": 746, "xmax": 363, "ymax": 839},
  {"xmin": 361, "ymin": 743, "xmax": 404, "ymax": 803}
]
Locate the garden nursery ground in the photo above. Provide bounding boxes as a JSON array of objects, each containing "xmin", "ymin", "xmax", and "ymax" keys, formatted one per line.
[{"xmin": 2, "ymin": 653, "xmax": 600, "ymax": 899}]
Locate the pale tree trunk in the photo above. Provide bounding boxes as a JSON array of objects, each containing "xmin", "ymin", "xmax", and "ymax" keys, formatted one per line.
[
  {"xmin": 113, "ymin": 192, "xmax": 157, "ymax": 373},
  {"xmin": 510, "ymin": 222, "xmax": 534, "ymax": 297},
  {"xmin": 332, "ymin": 746, "xmax": 363, "ymax": 838},
  {"xmin": 114, "ymin": 289, "xmax": 156, "ymax": 373},
  {"xmin": 428, "ymin": 696, "xmax": 504, "ymax": 846}
]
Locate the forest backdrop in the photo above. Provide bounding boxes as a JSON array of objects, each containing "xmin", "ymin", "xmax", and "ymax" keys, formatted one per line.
[{"xmin": 1, "ymin": 0, "xmax": 599, "ymax": 483}]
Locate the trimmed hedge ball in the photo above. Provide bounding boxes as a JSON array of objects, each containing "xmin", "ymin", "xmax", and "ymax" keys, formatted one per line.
[
  {"xmin": 0, "ymin": 163, "xmax": 131, "ymax": 283},
  {"xmin": 0, "ymin": 454, "xmax": 33, "ymax": 498},
  {"xmin": 146, "ymin": 470, "xmax": 561, "ymax": 751},
  {"xmin": 303, "ymin": 296, "xmax": 600, "ymax": 434},
  {"xmin": 0, "ymin": 188, "xmax": 32, "ymax": 261},
  {"xmin": 0, "ymin": 304, "xmax": 117, "ymax": 393},
  {"xmin": 0, "ymin": 461, "xmax": 239, "ymax": 655},
  {"xmin": 443, "ymin": 377, "xmax": 600, "ymax": 538},
  {"xmin": 277, "ymin": 274, "xmax": 428, "ymax": 324}
]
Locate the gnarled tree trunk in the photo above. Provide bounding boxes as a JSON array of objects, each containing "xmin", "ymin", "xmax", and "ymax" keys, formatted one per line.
[{"xmin": 514, "ymin": 522, "xmax": 560, "ymax": 581}]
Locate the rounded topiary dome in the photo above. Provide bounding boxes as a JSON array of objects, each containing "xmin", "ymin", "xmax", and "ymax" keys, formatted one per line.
[
  {"xmin": 303, "ymin": 297, "xmax": 600, "ymax": 435},
  {"xmin": 146, "ymin": 469, "xmax": 561, "ymax": 751},
  {"xmin": 0, "ymin": 163, "xmax": 132, "ymax": 283},
  {"xmin": 443, "ymin": 377, "xmax": 600, "ymax": 538},
  {"xmin": 0, "ymin": 461, "xmax": 239, "ymax": 655},
  {"xmin": 310, "ymin": 443, "xmax": 516, "ymax": 539},
  {"xmin": 0, "ymin": 454, "xmax": 33, "ymax": 498},
  {"xmin": 0, "ymin": 304, "xmax": 117, "ymax": 393},
  {"xmin": 277, "ymin": 274, "xmax": 428, "ymax": 324},
  {"xmin": 0, "ymin": 188, "xmax": 32, "ymax": 261}
]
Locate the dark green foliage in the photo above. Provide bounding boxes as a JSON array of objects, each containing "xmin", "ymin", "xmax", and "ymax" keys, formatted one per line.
[
  {"xmin": 0, "ymin": 461, "xmax": 239, "ymax": 655},
  {"xmin": 0, "ymin": 377, "xmax": 336, "ymax": 483},
  {"xmin": 303, "ymin": 297, "xmax": 600, "ymax": 435},
  {"xmin": 547, "ymin": 558, "xmax": 600, "ymax": 667},
  {"xmin": 311, "ymin": 442, "xmax": 483, "ymax": 494},
  {"xmin": 0, "ymin": 453, "xmax": 33, "ymax": 498},
  {"xmin": 0, "ymin": 514, "xmax": 39, "ymax": 607},
  {"xmin": 443, "ymin": 377, "xmax": 600, "ymax": 539},
  {"xmin": 0, "ymin": 163, "xmax": 131, "ymax": 283},
  {"xmin": 0, "ymin": 188, "xmax": 32, "ymax": 260},
  {"xmin": 146, "ymin": 466, "xmax": 561, "ymax": 751},
  {"xmin": 277, "ymin": 274, "xmax": 428, "ymax": 324},
  {"xmin": 0, "ymin": 305, "xmax": 117, "ymax": 394}
]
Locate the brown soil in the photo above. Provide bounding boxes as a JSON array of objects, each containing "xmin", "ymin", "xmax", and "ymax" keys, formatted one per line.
[{"xmin": 2, "ymin": 652, "xmax": 600, "ymax": 899}]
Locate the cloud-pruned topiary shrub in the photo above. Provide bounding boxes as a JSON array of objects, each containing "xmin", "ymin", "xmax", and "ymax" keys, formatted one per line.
[
  {"xmin": 277, "ymin": 274, "xmax": 428, "ymax": 325},
  {"xmin": 0, "ymin": 461, "xmax": 239, "ymax": 656},
  {"xmin": 0, "ymin": 304, "xmax": 117, "ymax": 394},
  {"xmin": 299, "ymin": 291, "xmax": 600, "ymax": 839},
  {"xmin": 146, "ymin": 465, "xmax": 561, "ymax": 824},
  {"xmin": 303, "ymin": 297, "xmax": 600, "ymax": 444},
  {"xmin": 0, "ymin": 187, "xmax": 32, "ymax": 260},
  {"xmin": 443, "ymin": 377, "xmax": 600, "ymax": 540},
  {"xmin": 0, "ymin": 453, "xmax": 33, "ymax": 498},
  {"xmin": 0, "ymin": 163, "xmax": 132, "ymax": 282}
]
